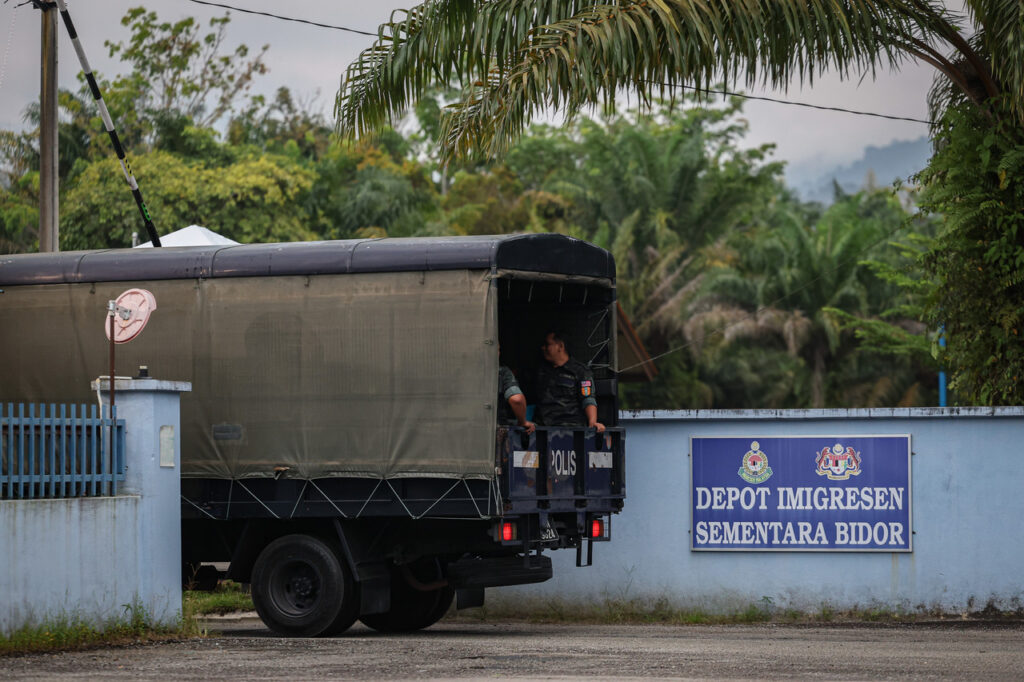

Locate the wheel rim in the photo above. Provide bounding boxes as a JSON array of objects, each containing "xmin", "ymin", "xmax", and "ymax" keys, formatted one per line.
[{"xmin": 269, "ymin": 560, "xmax": 322, "ymax": 617}]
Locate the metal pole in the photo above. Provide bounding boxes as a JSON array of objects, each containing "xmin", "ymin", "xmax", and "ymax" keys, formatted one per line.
[
  {"xmin": 39, "ymin": 2, "xmax": 59, "ymax": 252},
  {"xmin": 938, "ymin": 325, "xmax": 947, "ymax": 407},
  {"xmin": 54, "ymin": 0, "xmax": 161, "ymax": 247},
  {"xmin": 109, "ymin": 311, "xmax": 115, "ymax": 496}
]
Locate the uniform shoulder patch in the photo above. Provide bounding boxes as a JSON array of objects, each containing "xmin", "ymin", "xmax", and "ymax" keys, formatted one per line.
[{"xmin": 580, "ymin": 379, "xmax": 592, "ymax": 397}]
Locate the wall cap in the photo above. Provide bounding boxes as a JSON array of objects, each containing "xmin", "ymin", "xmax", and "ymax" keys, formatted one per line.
[
  {"xmin": 91, "ymin": 377, "xmax": 192, "ymax": 393},
  {"xmin": 619, "ymin": 406, "xmax": 1024, "ymax": 421}
]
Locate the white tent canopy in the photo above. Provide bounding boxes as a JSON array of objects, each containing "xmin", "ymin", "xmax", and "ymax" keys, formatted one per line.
[{"xmin": 135, "ymin": 225, "xmax": 239, "ymax": 248}]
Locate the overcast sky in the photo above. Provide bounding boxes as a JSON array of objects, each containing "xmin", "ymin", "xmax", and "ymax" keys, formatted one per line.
[{"xmin": 0, "ymin": 0, "xmax": 937, "ymax": 178}]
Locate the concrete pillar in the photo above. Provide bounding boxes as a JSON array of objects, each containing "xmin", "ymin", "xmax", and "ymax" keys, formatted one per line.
[{"xmin": 92, "ymin": 375, "xmax": 191, "ymax": 626}]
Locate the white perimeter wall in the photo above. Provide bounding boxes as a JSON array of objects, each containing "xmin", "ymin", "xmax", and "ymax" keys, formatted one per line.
[
  {"xmin": 0, "ymin": 379, "xmax": 189, "ymax": 635},
  {"xmin": 511, "ymin": 408, "xmax": 1024, "ymax": 613},
  {"xmin": 0, "ymin": 496, "xmax": 155, "ymax": 631}
]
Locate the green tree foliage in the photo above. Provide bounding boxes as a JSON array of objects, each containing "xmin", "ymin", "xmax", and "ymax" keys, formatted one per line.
[
  {"xmin": 0, "ymin": 4, "xmax": 968, "ymax": 409},
  {"xmin": 309, "ymin": 139, "xmax": 441, "ymax": 240},
  {"xmin": 1, "ymin": 7, "xmax": 446, "ymax": 251},
  {"xmin": 228, "ymin": 88, "xmax": 333, "ymax": 160},
  {"xmin": 103, "ymin": 7, "xmax": 268, "ymax": 140},
  {"xmin": 61, "ymin": 151, "xmax": 317, "ymax": 249},
  {"xmin": 337, "ymin": 0, "xmax": 1024, "ymax": 405},
  {"xmin": 491, "ymin": 102, "xmax": 787, "ymax": 407},
  {"xmin": 916, "ymin": 102, "xmax": 1024, "ymax": 404},
  {"xmin": 689, "ymin": 190, "xmax": 936, "ymax": 408},
  {"xmin": 437, "ymin": 100, "xmax": 940, "ymax": 409},
  {"xmin": 442, "ymin": 167, "xmax": 530, "ymax": 235},
  {"xmin": 0, "ymin": 7, "xmax": 280, "ymax": 251},
  {"xmin": 0, "ymin": 89, "xmax": 100, "ymax": 250},
  {"xmin": 0, "ymin": 129, "xmax": 38, "ymax": 253},
  {"xmin": 826, "ymin": 213, "xmax": 940, "ymax": 381},
  {"xmin": 0, "ymin": 182, "xmax": 37, "ymax": 254}
]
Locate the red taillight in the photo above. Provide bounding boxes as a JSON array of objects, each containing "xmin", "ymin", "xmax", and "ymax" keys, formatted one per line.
[
  {"xmin": 502, "ymin": 521, "xmax": 516, "ymax": 541},
  {"xmin": 591, "ymin": 518, "xmax": 604, "ymax": 538}
]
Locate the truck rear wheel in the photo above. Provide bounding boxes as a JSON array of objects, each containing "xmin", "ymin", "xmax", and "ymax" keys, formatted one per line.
[
  {"xmin": 359, "ymin": 558, "xmax": 454, "ymax": 633},
  {"xmin": 251, "ymin": 534, "xmax": 358, "ymax": 637}
]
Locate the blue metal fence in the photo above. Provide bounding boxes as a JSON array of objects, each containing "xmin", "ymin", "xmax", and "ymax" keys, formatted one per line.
[{"xmin": 1, "ymin": 403, "xmax": 126, "ymax": 499}]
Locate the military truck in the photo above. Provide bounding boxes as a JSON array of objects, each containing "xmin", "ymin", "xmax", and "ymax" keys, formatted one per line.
[{"xmin": 0, "ymin": 234, "xmax": 625, "ymax": 636}]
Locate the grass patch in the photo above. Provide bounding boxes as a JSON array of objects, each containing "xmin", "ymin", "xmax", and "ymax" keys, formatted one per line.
[
  {"xmin": 733, "ymin": 602, "xmax": 772, "ymax": 623},
  {"xmin": 449, "ymin": 595, "xmax": 1024, "ymax": 626},
  {"xmin": 861, "ymin": 607, "xmax": 899, "ymax": 622},
  {"xmin": 449, "ymin": 596, "xmax": 774, "ymax": 626},
  {"xmin": 0, "ymin": 600, "xmax": 202, "ymax": 657},
  {"xmin": 183, "ymin": 581, "xmax": 254, "ymax": 616}
]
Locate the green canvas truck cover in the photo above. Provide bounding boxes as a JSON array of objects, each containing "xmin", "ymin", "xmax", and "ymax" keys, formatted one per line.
[{"xmin": 0, "ymin": 235, "xmax": 615, "ymax": 481}]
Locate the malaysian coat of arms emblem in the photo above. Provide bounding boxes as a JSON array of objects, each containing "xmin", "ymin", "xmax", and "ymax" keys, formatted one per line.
[
  {"xmin": 815, "ymin": 443, "xmax": 863, "ymax": 480},
  {"xmin": 738, "ymin": 441, "xmax": 773, "ymax": 484}
]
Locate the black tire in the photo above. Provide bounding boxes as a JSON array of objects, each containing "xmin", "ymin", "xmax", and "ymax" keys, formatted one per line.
[
  {"xmin": 359, "ymin": 558, "xmax": 454, "ymax": 633},
  {"xmin": 320, "ymin": 580, "xmax": 362, "ymax": 637},
  {"xmin": 422, "ymin": 583, "xmax": 455, "ymax": 626},
  {"xmin": 250, "ymin": 534, "xmax": 357, "ymax": 637}
]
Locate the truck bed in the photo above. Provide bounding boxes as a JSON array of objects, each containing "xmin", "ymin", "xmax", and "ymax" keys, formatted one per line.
[{"xmin": 181, "ymin": 426, "xmax": 625, "ymax": 523}]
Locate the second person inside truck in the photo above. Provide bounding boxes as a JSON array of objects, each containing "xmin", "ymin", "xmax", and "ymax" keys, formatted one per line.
[{"xmin": 535, "ymin": 330, "xmax": 605, "ymax": 433}]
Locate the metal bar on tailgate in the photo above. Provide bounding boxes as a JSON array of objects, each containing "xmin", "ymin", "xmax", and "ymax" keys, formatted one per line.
[{"xmin": 573, "ymin": 429, "xmax": 585, "ymax": 497}]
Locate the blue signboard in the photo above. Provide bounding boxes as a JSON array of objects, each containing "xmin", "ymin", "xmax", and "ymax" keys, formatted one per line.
[{"xmin": 691, "ymin": 435, "xmax": 912, "ymax": 552}]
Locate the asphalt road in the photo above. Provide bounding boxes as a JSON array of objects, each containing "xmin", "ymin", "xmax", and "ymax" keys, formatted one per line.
[{"xmin": 3, "ymin": 617, "xmax": 1023, "ymax": 680}]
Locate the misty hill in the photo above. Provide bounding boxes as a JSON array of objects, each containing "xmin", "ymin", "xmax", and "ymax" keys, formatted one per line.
[{"xmin": 788, "ymin": 136, "xmax": 932, "ymax": 204}]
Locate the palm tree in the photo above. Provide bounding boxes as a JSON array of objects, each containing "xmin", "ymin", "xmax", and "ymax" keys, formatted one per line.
[
  {"xmin": 335, "ymin": 0, "xmax": 1022, "ymax": 405},
  {"xmin": 336, "ymin": 1, "xmax": 1018, "ymax": 163},
  {"xmin": 685, "ymin": 190, "xmax": 924, "ymax": 407},
  {"xmin": 494, "ymin": 103, "xmax": 785, "ymax": 408}
]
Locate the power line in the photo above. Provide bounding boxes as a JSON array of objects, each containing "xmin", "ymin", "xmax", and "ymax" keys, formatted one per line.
[
  {"xmin": 648, "ymin": 81, "xmax": 935, "ymax": 126},
  {"xmin": 186, "ymin": 0, "xmax": 376, "ymax": 36}
]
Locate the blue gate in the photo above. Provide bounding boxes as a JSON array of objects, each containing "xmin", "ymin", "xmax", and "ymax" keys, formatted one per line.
[{"xmin": 1, "ymin": 403, "xmax": 126, "ymax": 499}]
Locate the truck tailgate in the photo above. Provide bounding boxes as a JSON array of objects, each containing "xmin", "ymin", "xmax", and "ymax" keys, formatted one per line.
[{"xmin": 497, "ymin": 426, "xmax": 625, "ymax": 514}]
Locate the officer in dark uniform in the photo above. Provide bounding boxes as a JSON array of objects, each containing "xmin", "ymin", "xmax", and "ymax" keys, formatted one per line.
[
  {"xmin": 499, "ymin": 364, "xmax": 535, "ymax": 433},
  {"xmin": 535, "ymin": 331, "xmax": 605, "ymax": 432}
]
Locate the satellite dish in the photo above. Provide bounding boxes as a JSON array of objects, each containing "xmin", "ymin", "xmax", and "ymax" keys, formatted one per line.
[{"xmin": 104, "ymin": 288, "xmax": 157, "ymax": 343}]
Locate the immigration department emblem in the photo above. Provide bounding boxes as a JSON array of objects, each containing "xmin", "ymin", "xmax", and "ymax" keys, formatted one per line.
[
  {"xmin": 815, "ymin": 443, "xmax": 862, "ymax": 480},
  {"xmin": 738, "ymin": 441, "xmax": 773, "ymax": 484}
]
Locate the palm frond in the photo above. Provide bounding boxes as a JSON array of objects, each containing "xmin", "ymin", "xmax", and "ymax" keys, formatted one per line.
[
  {"xmin": 336, "ymin": 0, "xmax": 597, "ymax": 142},
  {"xmin": 965, "ymin": 0, "xmax": 1024, "ymax": 112},
  {"xmin": 344, "ymin": 0, "xmax": 953, "ymax": 162},
  {"xmin": 337, "ymin": 0, "xmax": 1024, "ymax": 160}
]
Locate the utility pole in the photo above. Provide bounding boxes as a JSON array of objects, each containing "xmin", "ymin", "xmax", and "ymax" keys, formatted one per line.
[{"xmin": 38, "ymin": 1, "xmax": 59, "ymax": 252}]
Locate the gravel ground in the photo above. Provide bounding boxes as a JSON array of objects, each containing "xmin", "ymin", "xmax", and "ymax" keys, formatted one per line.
[{"xmin": 2, "ymin": 617, "xmax": 1023, "ymax": 680}]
